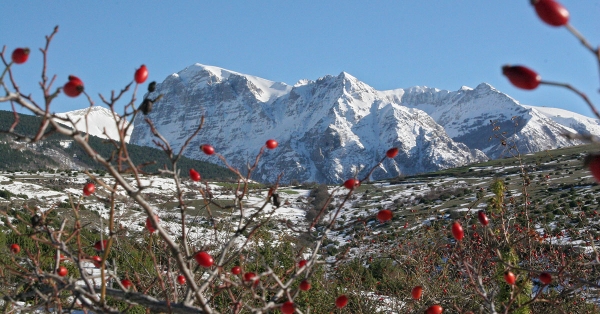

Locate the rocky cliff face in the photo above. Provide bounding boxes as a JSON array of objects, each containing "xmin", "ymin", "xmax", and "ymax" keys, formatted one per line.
[{"xmin": 129, "ymin": 64, "xmax": 598, "ymax": 183}]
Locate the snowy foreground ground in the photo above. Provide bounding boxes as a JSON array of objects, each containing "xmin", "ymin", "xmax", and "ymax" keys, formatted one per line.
[{"xmin": 2, "ymin": 148, "xmax": 600, "ymax": 312}]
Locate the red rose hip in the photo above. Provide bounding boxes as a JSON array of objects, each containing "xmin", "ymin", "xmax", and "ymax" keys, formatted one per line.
[
  {"xmin": 244, "ymin": 272, "xmax": 258, "ymax": 283},
  {"xmin": 189, "ymin": 169, "xmax": 201, "ymax": 181},
  {"xmin": 194, "ymin": 251, "xmax": 214, "ymax": 268},
  {"xmin": 335, "ymin": 295, "xmax": 348, "ymax": 308},
  {"xmin": 57, "ymin": 266, "xmax": 68, "ymax": 277},
  {"xmin": 299, "ymin": 280, "xmax": 311, "ymax": 291},
  {"xmin": 10, "ymin": 243, "xmax": 20, "ymax": 254},
  {"xmin": 426, "ymin": 305, "xmax": 443, "ymax": 314},
  {"xmin": 11, "ymin": 48, "xmax": 30, "ymax": 64},
  {"xmin": 83, "ymin": 183, "xmax": 95, "ymax": 196},
  {"xmin": 121, "ymin": 279, "xmax": 133, "ymax": 289},
  {"xmin": 298, "ymin": 260, "xmax": 307, "ymax": 268},
  {"xmin": 533, "ymin": 0, "xmax": 569, "ymax": 26},
  {"xmin": 451, "ymin": 222, "xmax": 464, "ymax": 241},
  {"xmin": 502, "ymin": 65, "xmax": 541, "ymax": 90},
  {"xmin": 504, "ymin": 271, "xmax": 516, "ymax": 285},
  {"xmin": 377, "ymin": 209, "xmax": 393, "ymax": 222},
  {"xmin": 200, "ymin": 144, "xmax": 215, "ymax": 155},
  {"xmin": 585, "ymin": 154, "xmax": 600, "ymax": 182},
  {"xmin": 231, "ymin": 266, "xmax": 242, "ymax": 275},
  {"xmin": 539, "ymin": 272, "xmax": 552, "ymax": 284},
  {"xmin": 411, "ymin": 285, "xmax": 423, "ymax": 300},
  {"xmin": 134, "ymin": 64, "xmax": 149, "ymax": 84},
  {"xmin": 91, "ymin": 255, "xmax": 102, "ymax": 268},
  {"xmin": 343, "ymin": 178, "xmax": 359, "ymax": 190},
  {"xmin": 176, "ymin": 275, "xmax": 186, "ymax": 285},
  {"xmin": 146, "ymin": 215, "xmax": 159, "ymax": 233},
  {"xmin": 386, "ymin": 147, "xmax": 399, "ymax": 158},
  {"xmin": 478, "ymin": 210, "xmax": 489, "ymax": 226},
  {"xmin": 93, "ymin": 240, "xmax": 108, "ymax": 252},
  {"xmin": 63, "ymin": 75, "xmax": 84, "ymax": 97},
  {"xmin": 265, "ymin": 139, "xmax": 278, "ymax": 149},
  {"xmin": 280, "ymin": 301, "xmax": 295, "ymax": 314}
]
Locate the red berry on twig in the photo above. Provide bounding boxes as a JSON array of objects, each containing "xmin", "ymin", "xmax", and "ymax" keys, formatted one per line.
[
  {"xmin": 244, "ymin": 272, "xmax": 258, "ymax": 283},
  {"xmin": 57, "ymin": 266, "xmax": 68, "ymax": 277},
  {"xmin": 91, "ymin": 256, "xmax": 102, "ymax": 268},
  {"xmin": 585, "ymin": 154, "xmax": 600, "ymax": 182},
  {"xmin": 532, "ymin": 0, "xmax": 569, "ymax": 27},
  {"xmin": 134, "ymin": 65, "xmax": 149, "ymax": 84},
  {"xmin": 93, "ymin": 240, "xmax": 108, "ymax": 252},
  {"xmin": 451, "ymin": 222, "xmax": 464, "ymax": 241},
  {"xmin": 231, "ymin": 266, "xmax": 242, "ymax": 275},
  {"xmin": 299, "ymin": 280, "xmax": 311, "ymax": 291},
  {"xmin": 426, "ymin": 305, "xmax": 443, "ymax": 314},
  {"xmin": 63, "ymin": 75, "xmax": 84, "ymax": 97},
  {"xmin": 377, "ymin": 209, "xmax": 393, "ymax": 222},
  {"xmin": 10, "ymin": 243, "xmax": 20, "ymax": 254},
  {"xmin": 177, "ymin": 275, "xmax": 186, "ymax": 285},
  {"xmin": 478, "ymin": 210, "xmax": 489, "ymax": 226},
  {"xmin": 539, "ymin": 272, "xmax": 552, "ymax": 284},
  {"xmin": 343, "ymin": 178, "xmax": 359, "ymax": 190},
  {"xmin": 11, "ymin": 48, "xmax": 30, "ymax": 64},
  {"xmin": 504, "ymin": 271, "xmax": 516, "ymax": 285},
  {"xmin": 386, "ymin": 147, "xmax": 399, "ymax": 158},
  {"xmin": 201, "ymin": 144, "xmax": 215, "ymax": 155},
  {"xmin": 121, "ymin": 279, "xmax": 133, "ymax": 289},
  {"xmin": 502, "ymin": 65, "xmax": 541, "ymax": 90},
  {"xmin": 146, "ymin": 215, "xmax": 159, "ymax": 233},
  {"xmin": 194, "ymin": 251, "xmax": 214, "ymax": 268},
  {"xmin": 189, "ymin": 169, "xmax": 201, "ymax": 181},
  {"xmin": 335, "ymin": 295, "xmax": 348, "ymax": 308},
  {"xmin": 83, "ymin": 183, "xmax": 95, "ymax": 196},
  {"xmin": 280, "ymin": 301, "xmax": 295, "ymax": 314},
  {"xmin": 411, "ymin": 286, "xmax": 423, "ymax": 300},
  {"xmin": 265, "ymin": 139, "xmax": 278, "ymax": 149},
  {"xmin": 298, "ymin": 260, "xmax": 307, "ymax": 268}
]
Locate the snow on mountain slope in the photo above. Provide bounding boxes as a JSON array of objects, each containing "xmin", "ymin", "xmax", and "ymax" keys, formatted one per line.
[
  {"xmin": 387, "ymin": 83, "xmax": 589, "ymax": 158},
  {"xmin": 130, "ymin": 65, "xmax": 486, "ymax": 183},
  {"xmin": 129, "ymin": 64, "xmax": 600, "ymax": 183},
  {"xmin": 56, "ymin": 107, "xmax": 132, "ymax": 142},
  {"xmin": 174, "ymin": 63, "xmax": 292, "ymax": 103},
  {"xmin": 522, "ymin": 105, "xmax": 600, "ymax": 137}
]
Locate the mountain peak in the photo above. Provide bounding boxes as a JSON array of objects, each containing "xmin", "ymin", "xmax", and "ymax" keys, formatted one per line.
[
  {"xmin": 337, "ymin": 71, "xmax": 357, "ymax": 80},
  {"xmin": 475, "ymin": 82, "xmax": 495, "ymax": 91},
  {"xmin": 129, "ymin": 64, "xmax": 597, "ymax": 183}
]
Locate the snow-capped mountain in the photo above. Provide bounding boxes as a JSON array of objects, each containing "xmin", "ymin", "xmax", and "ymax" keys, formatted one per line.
[
  {"xmin": 389, "ymin": 83, "xmax": 587, "ymax": 158},
  {"xmin": 130, "ymin": 64, "xmax": 486, "ymax": 183},
  {"xmin": 522, "ymin": 105, "xmax": 600, "ymax": 138},
  {"xmin": 56, "ymin": 107, "xmax": 132, "ymax": 143},
  {"xmin": 128, "ymin": 64, "xmax": 599, "ymax": 183}
]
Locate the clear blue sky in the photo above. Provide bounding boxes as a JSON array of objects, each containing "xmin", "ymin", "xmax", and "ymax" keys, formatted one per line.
[{"xmin": 1, "ymin": 1, "xmax": 599, "ymax": 117}]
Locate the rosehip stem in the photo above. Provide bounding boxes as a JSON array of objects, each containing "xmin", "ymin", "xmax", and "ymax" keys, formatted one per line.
[
  {"xmin": 540, "ymin": 80, "xmax": 600, "ymax": 120},
  {"xmin": 563, "ymin": 24, "xmax": 600, "ymax": 90},
  {"xmin": 564, "ymin": 24, "xmax": 597, "ymax": 58}
]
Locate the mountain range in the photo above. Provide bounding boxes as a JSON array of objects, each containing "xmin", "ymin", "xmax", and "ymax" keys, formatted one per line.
[{"xmin": 61, "ymin": 64, "xmax": 600, "ymax": 183}]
